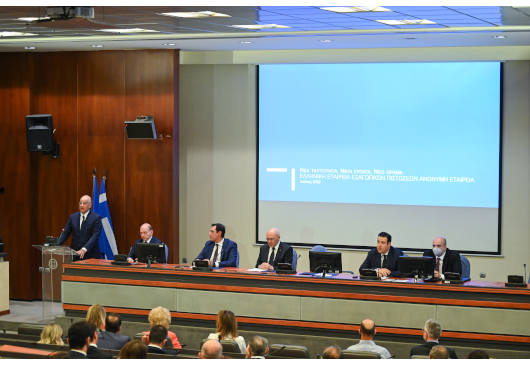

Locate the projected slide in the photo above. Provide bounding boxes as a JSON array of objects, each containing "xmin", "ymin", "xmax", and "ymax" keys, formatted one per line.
[{"xmin": 258, "ymin": 63, "xmax": 501, "ymax": 254}]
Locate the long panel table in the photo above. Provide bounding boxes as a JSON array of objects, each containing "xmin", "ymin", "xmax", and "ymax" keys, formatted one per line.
[{"xmin": 62, "ymin": 259, "xmax": 530, "ymax": 346}]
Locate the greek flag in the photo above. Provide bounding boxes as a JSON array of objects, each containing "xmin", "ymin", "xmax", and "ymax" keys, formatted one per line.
[{"xmin": 98, "ymin": 178, "xmax": 118, "ymax": 259}]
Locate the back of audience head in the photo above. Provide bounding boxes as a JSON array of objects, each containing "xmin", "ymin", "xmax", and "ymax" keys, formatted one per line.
[
  {"xmin": 86, "ymin": 303, "xmax": 106, "ymax": 330},
  {"xmin": 429, "ymin": 345, "xmax": 450, "ymax": 359},
  {"xmin": 360, "ymin": 319, "xmax": 376, "ymax": 339},
  {"xmin": 322, "ymin": 346, "xmax": 343, "ymax": 359},
  {"xmin": 148, "ymin": 306, "xmax": 171, "ymax": 329},
  {"xmin": 67, "ymin": 321, "xmax": 91, "ymax": 351},
  {"xmin": 200, "ymin": 339, "xmax": 223, "ymax": 359},
  {"xmin": 149, "ymin": 325, "xmax": 168, "ymax": 346},
  {"xmin": 38, "ymin": 323, "xmax": 64, "ymax": 345},
  {"xmin": 246, "ymin": 335, "xmax": 269, "ymax": 358},
  {"xmin": 120, "ymin": 340, "xmax": 148, "ymax": 359},
  {"xmin": 467, "ymin": 350, "xmax": 490, "ymax": 359},
  {"xmin": 216, "ymin": 309, "xmax": 238, "ymax": 339},
  {"xmin": 105, "ymin": 312, "xmax": 122, "ymax": 334},
  {"xmin": 424, "ymin": 319, "xmax": 442, "ymax": 341}
]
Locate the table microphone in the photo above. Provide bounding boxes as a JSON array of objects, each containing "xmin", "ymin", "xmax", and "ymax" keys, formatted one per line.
[{"xmin": 267, "ymin": 345, "xmax": 286, "ymax": 357}]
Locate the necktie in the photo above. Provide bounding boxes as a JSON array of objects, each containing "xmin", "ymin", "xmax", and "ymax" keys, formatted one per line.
[
  {"xmin": 382, "ymin": 255, "xmax": 387, "ymax": 268},
  {"xmin": 212, "ymin": 244, "xmax": 219, "ymax": 263},
  {"xmin": 268, "ymin": 247, "xmax": 276, "ymax": 266},
  {"xmin": 80, "ymin": 215, "xmax": 85, "ymax": 230},
  {"xmin": 436, "ymin": 257, "xmax": 440, "ymax": 272}
]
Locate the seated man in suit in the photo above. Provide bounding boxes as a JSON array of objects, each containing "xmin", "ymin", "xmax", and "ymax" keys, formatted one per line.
[
  {"xmin": 410, "ymin": 319, "xmax": 458, "ymax": 359},
  {"xmin": 195, "ymin": 223, "xmax": 238, "ymax": 268},
  {"xmin": 98, "ymin": 313, "xmax": 131, "ymax": 350},
  {"xmin": 59, "ymin": 195, "xmax": 102, "ymax": 260},
  {"xmin": 423, "ymin": 236, "xmax": 462, "ymax": 280},
  {"xmin": 86, "ymin": 321, "xmax": 113, "ymax": 359},
  {"xmin": 145, "ymin": 325, "xmax": 177, "ymax": 355},
  {"xmin": 256, "ymin": 228, "xmax": 293, "ymax": 271},
  {"xmin": 359, "ymin": 232, "xmax": 403, "ymax": 277},
  {"xmin": 67, "ymin": 321, "xmax": 91, "ymax": 359},
  {"xmin": 127, "ymin": 223, "xmax": 165, "ymax": 263}
]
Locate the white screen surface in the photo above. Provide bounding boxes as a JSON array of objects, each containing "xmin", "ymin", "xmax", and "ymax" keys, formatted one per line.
[{"xmin": 258, "ymin": 63, "xmax": 501, "ymax": 254}]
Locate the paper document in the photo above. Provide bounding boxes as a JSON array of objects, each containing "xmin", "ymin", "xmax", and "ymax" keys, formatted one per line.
[{"xmin": 247, "ymin": 268, "xmax": 267, "ymax": 272}]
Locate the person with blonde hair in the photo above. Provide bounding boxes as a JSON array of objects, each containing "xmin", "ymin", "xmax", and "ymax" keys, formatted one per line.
[
  {"xmin": 38, "ymin": 324, "xmax": 64, "ymax": 345},
  {"xmin": 207, "ymin": 310, "xmax": 246, "ymax": 353},
  {"xmin": 142, "ymin": 306, "xmax": 181, "ymax": 348},
  {"xmin": 86, "ymin": 304, "xmax": 106, "ymax": 330}
]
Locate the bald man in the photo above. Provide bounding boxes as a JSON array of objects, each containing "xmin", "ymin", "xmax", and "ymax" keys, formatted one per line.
[
  {"xmin": 256, "ymin": 228, "xmax": 294, "ymax": 271},
  {"xmin": 199, "ymin": 339, "xmax": 223, "ymax": 359},
  {"xmin": 423, "ymin": 237, "xmax": 462, "ymax": 280},
  {"xmin": 59, "ymin": 195, "xmax": 102, "ymax": 260},
  {"xmin": 346, "ymin": 319, "xmax": 391, "ymax": 359},
  {"xmin": 127, "ymin": 223, "xmax": 165, "ymax": 263}
]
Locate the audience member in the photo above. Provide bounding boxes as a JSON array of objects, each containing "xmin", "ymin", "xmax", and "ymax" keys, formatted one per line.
[
  {"xmin": 145, "ymin": 325, "xmax": 177, "ymax": 355},
  {"xmin": 67, "ymin": 321, "xmax": 91, "ymax": 359},
  {"xmin": 245, "ymin": 335, "xmax": 269, "ymax": 359},
  {"xmin": 207, "ymin": 309, "xmax": 246, "ymax": 353},
  {"xmin": 410, "ymin": 319, "xmax": 458, "ymax": 359},
  {"xmin": 143, "ymin": 306, "xmax": 182, "ymax": 348},
  {"xmin": 429, "ymin": 345, "xmax": 450, "ymax": 359},
  {"xmin": 86, "ymin": 321, "xmax": 113, "ymax": 359},
  {"xmin": 86, "ymin": 303, "xmax": 106, "ymax": 330},
  {"xmin": 120, "ymin": 340, "xmax": 148, "ymax": 359},
  {"xmin": 467, "ymin": 350, "xmax": 490, "ymax": 359},
  {"xmin": 200, "ymin": 339, "xmax": 223, "ymax": 359},
  {"xmin": 98, "ymin": 312, "xmax": 131, "ymax": 350},
  {"xmin": 346, "ymin": 319, "xmax": 392, "ymax": 359},
  {"xmin": 38, "ymin": 323, "xmax": 64, "ymax": 345},
  {"xmin": 322, "ymin": 346, "xmax": 343, "ymax": 359}
]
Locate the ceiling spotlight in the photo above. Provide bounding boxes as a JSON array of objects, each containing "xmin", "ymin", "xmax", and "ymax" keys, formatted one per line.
[
  {"xmin": 320, "ymin": 40, "xmax": 332, "ymax": 42},
  {"xmin": 493, "ymin": 35, "xmax": 506, "ymax": 39},
  {"xmin": 163, "ymin": 43, "xmax": 176, "ymax": 45},
  {"xmin": 91, "ymin": 45, "xmax": 103, "ymax": 48},
  {"xmin": 24, "ymin": 46, "xmax": 36, "ymax": 49},
  {"xmin": 404, "ymin": 38, "xmax": 416, "ymax": 40},
  {"xmin": 240, "ymin": 41, "xmax": 252, "ymax": 44}
]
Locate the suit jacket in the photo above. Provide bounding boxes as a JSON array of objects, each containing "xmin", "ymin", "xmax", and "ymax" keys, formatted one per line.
[
  {"xmin": 147, "ymin": 345, "xmax": 177, "ymax": 356},
  {"xmin": 410, "ymin": 341, "xmax": 458, "ymax": 359},
  {"xmin": 128, "ymin": 236, "xmax": 164, "ymax": 263},
  {"xmin": 195, "ymin": 238, "xmax": 238, "ymax": 268},
  {"xmin": 255, "ymin": 242, "xmax": 294, "ymax": 270},
  {"xmin": 423, "ymin": 248, "xmax": 462, "ymax": 276},
  {"xmin": 59, "ymin": 210, "xmax": 102, "ymax": 260},
  {"xmin": 87, "ymin": 345, "xmax": 113, "ymax": 359},
  {"xmin": 359, "ymin": 246, "xmax": 404, "ymax": 277},
  {"xmin": 97, "ymin": 331, "xmax": 131, "ymax": 350},
  {"xmin": 68, "ymin": 350, "xmax": 87, "ymax": 359}
]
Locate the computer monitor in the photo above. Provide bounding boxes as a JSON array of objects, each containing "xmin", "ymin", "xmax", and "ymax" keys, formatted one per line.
[
  {"xmin": 399, "ymin": 256, "xmax": 435, "ymax": 279},
  {"xmin": 309, "ymin": 251, "xmax": 342, "ymax": 273},
  {"xmin": 137, "ymin": 243, "xmax": 166, "ymax": 264}
]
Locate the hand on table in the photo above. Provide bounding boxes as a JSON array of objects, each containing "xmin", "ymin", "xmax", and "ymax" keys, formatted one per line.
[
  {"xmin": 77, "ymin": 249, "xmax": 86, "ymax": 259},
  {"xmin": 378, "ymin": 268, "xmax": 390, "ymax": 277},
  {"xmin": 434, "ymin": 270, "xmax": 441, "ymax": 279},
  {"xmin": 259, "ymin": 263, "xmax": 274, "ymax": 271}
]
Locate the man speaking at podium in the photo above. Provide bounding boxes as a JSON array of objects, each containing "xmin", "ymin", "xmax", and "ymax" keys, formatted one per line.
[
  {"xmin": 194, "ymin": 223, "xmax": 238, "ymax": 268},
  {"xmin": 59, "ymin": 195, "xmax": 102, "ymax": 261}
]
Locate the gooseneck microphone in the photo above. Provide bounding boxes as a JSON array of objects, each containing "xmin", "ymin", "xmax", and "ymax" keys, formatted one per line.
[
  {"xmin": 268, "ymin": 345, "xmax": 286, "ymax": 357},
  {"xmin": 525, "ymin": 264, "xmax": 527, "ymax": 285}
]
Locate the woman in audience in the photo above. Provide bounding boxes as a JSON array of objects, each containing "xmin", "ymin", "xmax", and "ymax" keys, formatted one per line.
[
  {"xmin": 38, "ymin": 324, "xmax": 64, "ymax": 345},
  {"xmin": 143, "ymin": 306, "xmax": 182, "ymax": 348},
  {"xmin": 120, "ymin": 340, "xmax": 148, "ymax": 359},
  {"xmin": 86, "ymin": 303, "xmax": 106, "ymax": 330},
  {"xmin": 208, "ymin": 309, "xmax": 246, "ymax": 353}
]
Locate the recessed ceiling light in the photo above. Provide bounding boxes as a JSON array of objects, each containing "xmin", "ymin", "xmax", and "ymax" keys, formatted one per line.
[
  {"xmin": 0, "ymin": 31, "xmax": 37, "ymax": 37},
  {"xmin": 91, "ymin": 45, "xmax": 103, "ymax": 48},
  {"xmin": 163, "ymin": 43, "xmax": 176, "ymax": 46},
  {"xmin": 160, "ymin": 11, "xmax": 230, "ymax": 18},
  {"xmin": 493, "ymin": 35, "xmax": 506, "ymax": 39},
  {"xmin": 404, "ymin": 38, "xmax": 416, "ymax": 40},
  {"xmin": 24, "ymin": 46, "xmax": 36, "ymax": 49},
  {"xmin": 98, "ymin": 28, "xmax": 158, "ymax": 33},
  {"xmin": 377, "ymin": 19, "xmax": 436, "ymax": 25},
  {"xmin": 320, "ymin": 40, "xmax": 332, "ymax": 42},
  {"xmin": 16, "ymin": 17, "xmax": 50, "ymax": 22},
  {"xmin": 321, "ymin": 6, "xmax": 391, "ymax": 13},
  {"xmin": 231, "ymin": 24, "xmax": 290, "ymax": 30},
  {"xmin": 240, "ymin": 41, "xmax": 252, "ymax": 44}
]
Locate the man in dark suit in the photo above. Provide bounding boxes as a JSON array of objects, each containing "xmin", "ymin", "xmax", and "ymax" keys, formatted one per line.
[
  {"xmin": 359, "ymin": 232, "xmax": 403, "ymax": 277},
  {"xmin": 127, "ymin": 223, "xmax": 165, "ymax": 263},
  {"xmin": 146, "ymin": 325, "xmax": 177, "ymax": 356},
  {"xmin": 59, "ymin": 195, "xmax": 102, "ymax": 260},
  {"xmin": 67, "ymin": 321, "xmax": 91, "ymax": 359},
  {"xmin": 98, "ymin": 313, "xmax": 131, "ymax": 350},
  {"xmin": 423, "ymin": 236, "xmax": 462, "ymax": 280},
  {"xmin": 195, "ymin": 223, "xmax": 238, "ymax": 268},
  {"xmin": 86, "ymin": 321, "xmax": 113, "ymax": 359},
  {"xmin": 410, "ymin": 319, "xmax": 458, "ymax": 359},
  {"xmin": 255, "ymin": 228, "xmax": 293, "ymax": 271}
]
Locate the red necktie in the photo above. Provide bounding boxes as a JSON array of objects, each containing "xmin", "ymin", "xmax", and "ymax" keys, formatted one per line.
[
  {"xmin": 212, "ymin": 244, "xmax": 219, "ymax": 263},
  {"xmin": 436, "ymin": 257, "xmax": 440, "ymax": 272}
]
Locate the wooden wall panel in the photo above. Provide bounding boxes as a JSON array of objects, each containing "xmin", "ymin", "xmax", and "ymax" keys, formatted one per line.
[
  {"xmin": 0, "ymin": 54, "xmax": 35, "ymax": 300},
  {"xmin": 124, "ymin": 50, "xmax": 179, "ymax": 263}
]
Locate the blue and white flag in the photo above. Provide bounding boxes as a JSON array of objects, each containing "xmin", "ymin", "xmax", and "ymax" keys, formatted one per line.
[
  {"xmin": 92, "ymin": 174, "xmax": 100, "ymax": 216},
  {"xmin": 98, "ymin": 178, "xmax": 118, "ymax": 259}
]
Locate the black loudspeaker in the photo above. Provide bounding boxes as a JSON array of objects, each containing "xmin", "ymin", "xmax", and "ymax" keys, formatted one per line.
[{"xmin": 26, "ymin": 114, "xmax": 59, "ymax": 158}]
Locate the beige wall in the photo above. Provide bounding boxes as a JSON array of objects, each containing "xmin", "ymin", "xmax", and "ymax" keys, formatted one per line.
[{"xmin": 180, "ymin": 57, "xmax": 530, "ymax": 283}]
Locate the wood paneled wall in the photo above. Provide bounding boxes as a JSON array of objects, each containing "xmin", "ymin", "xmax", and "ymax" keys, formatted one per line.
[{"xmin": 0, "ymin": 50, "xmax": 179, "ymax": 300}]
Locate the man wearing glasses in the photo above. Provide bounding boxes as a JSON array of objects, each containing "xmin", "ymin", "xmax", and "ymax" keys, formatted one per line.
[{"xmin": 59, "ymin": 195, "xmax": 102, "ymax": 260}]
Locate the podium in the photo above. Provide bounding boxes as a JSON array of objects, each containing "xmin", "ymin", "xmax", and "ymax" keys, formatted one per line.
[{"xmin": 33, "ymin": 245, "xmax": 79, "ymax": 322}]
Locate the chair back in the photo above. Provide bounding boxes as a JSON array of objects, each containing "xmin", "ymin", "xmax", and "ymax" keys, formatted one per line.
[
  {"xmin": 292, "ymin": 249, "xmax": 298, "ymax": 271},
  {"xmin": 269, "ymin": 344, "xmax": 310, "ymax": 359},
  {"xmin": 343, "ymin": 350, "xmax": 381, "ymax": 359},
  {"xmin": 200, "ymin": 338, "xmax": 240, "ymax": 353},
  {"xmin": 461, "ymin": 255, "xmax": 471, "ymax": 278},
  {"xmin": 411, "ymin": 355, "xmax": 430, "ymax": 359},
  {"xmin": 18, "ymin": 324, "xmax": 46, "ymax": 336}
]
